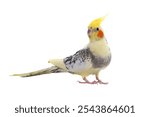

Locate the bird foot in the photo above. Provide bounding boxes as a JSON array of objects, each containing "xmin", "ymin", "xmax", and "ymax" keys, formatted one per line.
[
  {"xmin": 78, "ymin": 80, "xmax": 98, "ymax": 84},
  {"xmin": 97, "ymin": 80, "xmax": 108, "ymax": 84},
  {"xmin": 78, "ymin": 80, "xmax": 108, "ymax": 85}
]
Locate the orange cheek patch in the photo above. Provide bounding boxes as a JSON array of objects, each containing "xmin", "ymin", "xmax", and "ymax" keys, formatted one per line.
[{"xmin": 97, "ymin": 30, "xmax": 104, "ymax": 38}]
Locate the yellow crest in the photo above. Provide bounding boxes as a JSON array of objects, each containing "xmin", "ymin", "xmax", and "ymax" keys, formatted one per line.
[{"xmin": 88, "ymin": 16, "xmax": 106, "ymax": 28}]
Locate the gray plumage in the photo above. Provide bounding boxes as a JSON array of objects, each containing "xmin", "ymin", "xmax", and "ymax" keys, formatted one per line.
[
  {"xmin": 90, "ymin": 51, "xmax": 111, "ymax": 68},
  {"xmin": 64, "ymin": 48, "xmax": 111, "ymax": 73}
]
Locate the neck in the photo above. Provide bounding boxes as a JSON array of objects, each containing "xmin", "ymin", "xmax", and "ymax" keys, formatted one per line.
[
  {"xmin": 87, "ymin": 37, "xmax": 110, "ymax": 57},
  {"xmin": 89, "ymin": 37, "xmax": 102, "ymax": 42}
]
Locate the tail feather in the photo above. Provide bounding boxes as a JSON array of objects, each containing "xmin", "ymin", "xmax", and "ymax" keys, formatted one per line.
[
  {"xmin": 48, "ymin": 59, "xmax": 67, "ymax": 70},
  {"xmin": 12, "ymin": 66, "xmax": 66, "ymax": 77}
]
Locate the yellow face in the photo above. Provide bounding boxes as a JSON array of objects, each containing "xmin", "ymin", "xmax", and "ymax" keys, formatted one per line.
[
  {"xmin": 87, "ymin": 17, "xmax": 105, "ymax": 41},
  {"xmin": 87, "ymin": 27, "xmax": 104, "ymax": 41}
]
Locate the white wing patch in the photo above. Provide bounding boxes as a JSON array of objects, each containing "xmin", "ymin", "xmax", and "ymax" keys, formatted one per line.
[{"xmin": 64, "ymin": 49, "xmax": 92, "ymax": 73}]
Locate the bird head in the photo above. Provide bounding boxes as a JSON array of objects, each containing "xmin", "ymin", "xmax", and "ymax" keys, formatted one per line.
[{"xmin": 87, "ymin": 16, "xmax": 106, "ymax": 42}]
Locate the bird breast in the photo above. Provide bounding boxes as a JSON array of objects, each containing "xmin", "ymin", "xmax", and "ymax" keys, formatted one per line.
[{"xmin": 88, "ymin": 38, "xmax": 111, "ymax": 69}]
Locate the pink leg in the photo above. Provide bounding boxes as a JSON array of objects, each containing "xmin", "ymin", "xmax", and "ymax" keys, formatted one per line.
[
  {"xmin": 96, "ymin": 75, "xmax": 108, "ymax": 84},
  {"xmin": 78, "ymin": 77, "xmax": 98, "ymax": 84}
]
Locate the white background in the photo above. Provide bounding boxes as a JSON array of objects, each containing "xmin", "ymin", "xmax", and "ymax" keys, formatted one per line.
[{"xmin": 0, "ymin": 0, "xmax": 150, "ymax": 117}]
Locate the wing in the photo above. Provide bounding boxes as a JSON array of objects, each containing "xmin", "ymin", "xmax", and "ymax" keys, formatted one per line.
[{"xmin": 63, "ymin": 48, "xmax": 92, "ymax": 73}]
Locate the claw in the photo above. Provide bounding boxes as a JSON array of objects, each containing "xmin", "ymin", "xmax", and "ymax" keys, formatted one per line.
[
  {"xmin": 96, "ymin": 75, "xmax": 108, "ymax": 85},
  {"xmin": 91, "ymin": 80, "xmax": 99, "ymax": 84},
  {"xmin": 97, "ymin": 80, "xmax": 108, "ymax": 84}
]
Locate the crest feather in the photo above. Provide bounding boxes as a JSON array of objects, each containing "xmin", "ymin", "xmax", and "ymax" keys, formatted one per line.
[{"xmin": 88, "ymin": 16, "xmax": 106, "ymax": 28}]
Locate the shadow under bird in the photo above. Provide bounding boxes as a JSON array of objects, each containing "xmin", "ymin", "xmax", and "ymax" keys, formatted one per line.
[{"xmin": 12, "ymin": 16, "xmax": 111, "ymax": 84}]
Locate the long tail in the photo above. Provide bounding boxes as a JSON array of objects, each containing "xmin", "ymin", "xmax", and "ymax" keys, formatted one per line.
[{"xmin": 12, "ymin": 66, "xmax": 66, "ymax": 77}]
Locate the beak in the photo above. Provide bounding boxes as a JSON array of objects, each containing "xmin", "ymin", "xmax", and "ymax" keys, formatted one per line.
[
  {"xmin": 87, "ymin": 29, "xmax": 92, "ymax": 38},
  {"xmin": 88, "ymin": 29, "xmax": 91, "ymax": 34}
]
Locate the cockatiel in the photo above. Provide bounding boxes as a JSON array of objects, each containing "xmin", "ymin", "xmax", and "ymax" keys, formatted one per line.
[{"xmin": 13, "ymin": 17, "xmax": 111, "ymax": 84}]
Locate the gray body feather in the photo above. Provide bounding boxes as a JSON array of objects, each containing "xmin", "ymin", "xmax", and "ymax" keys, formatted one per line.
[{"xmin": 64, "ymin": 48, "xmax": 111, "ymax": 73}]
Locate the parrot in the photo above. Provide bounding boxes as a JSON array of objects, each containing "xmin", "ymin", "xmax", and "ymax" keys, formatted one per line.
[{"xmin": 12, "ymin": 16, "xmax": 111, "ymax": 84}]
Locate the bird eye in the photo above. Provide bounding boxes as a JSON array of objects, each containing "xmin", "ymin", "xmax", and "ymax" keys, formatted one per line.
[{"xmin": 96, "ymin": 28, "xmax": 99, "ymax": 31}]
